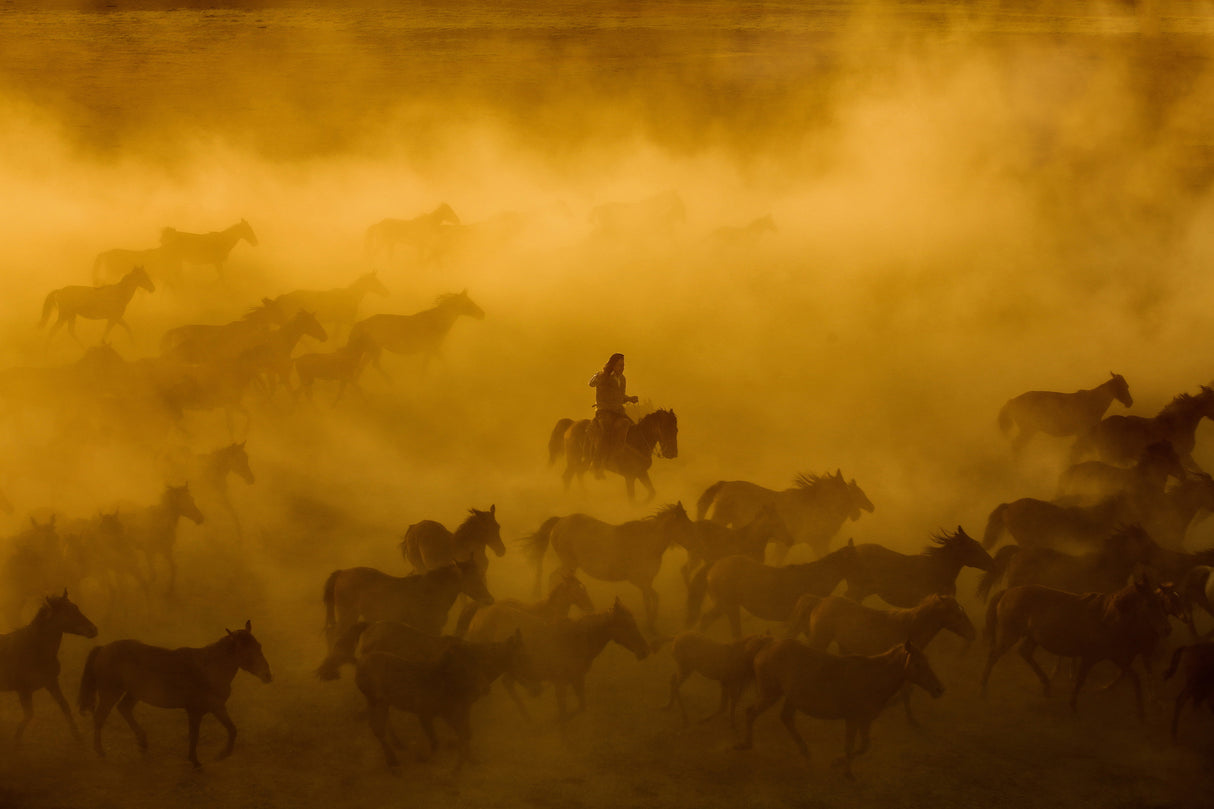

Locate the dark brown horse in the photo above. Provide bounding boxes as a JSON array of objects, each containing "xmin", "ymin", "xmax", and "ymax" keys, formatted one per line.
[
  {"xmin": 322, "ymin": 560, "xmax": 493, "ymax": 648},
  {"xmin": 1071, "ymin": 386, "xmax": 1214, "ymax": 469},
  {"xmin": 549, "ymin": 409, "xmax": 679, "ymax": 501},
  {"xmin": 735, "ymin": 639, "xmax": 944, "ymax": 779},
  {"xmin": 982, "ymin": 493, "xmax": 1136, "ymax": 551},
  {"xmin": 664, "ymin": 631, "xmax": 774, "ymax": 728},
  {"xmin": 842, "ymin": 527, "xmax": 993, "ymax": 607},
  {"xmin": 1056, "ymin": 440, "xmax": 1183, "ymax": 506},
  {"xmin": 980, "ymin": 577, "xmax": 1172, "ymax": 720},
  {"xmin": 399, "ymin": 505, "xmax": 504, "ymax": 573},
  {"xmin": 696, "ymin": 471, "xmax": 874, "ymax": 560},
  {"xmin": 78, "ymin": 620, "xmax": 271, "ymax": 766},
  {"xmin": 686, "ymin": 540, "xmax": 861, "ymax": 638},
  {"xmin": 41, "ymin": 267, "xmax": 155, "ymax": 345},
  {"xmin": 1, "ymin": 591, "xmax": 97, "ymax": 743},
  {"xmin": 997, "ymin": 373, "xmax": 1132, "ymax": 452}
]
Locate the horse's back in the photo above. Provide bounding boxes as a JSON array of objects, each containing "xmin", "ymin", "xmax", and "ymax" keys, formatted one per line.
[{"xmin": 91, "ymin": 639, "xmax": 198, "ymax": 706}]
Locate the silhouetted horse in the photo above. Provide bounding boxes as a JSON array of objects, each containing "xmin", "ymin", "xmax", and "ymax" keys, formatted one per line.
[
  {"xmin": 1057, "ymin": 440, "xmax": 1183, "ymax": 506},
  {"xmin": 365, "ymin": 203, "xmax": 460, "ymax": 264},
  {"xmin": 697, "ymin": 471, "xmax": 874, "ymax": 560},
  {"xmin": 41, "ymin": 267, "xmax": 155, "ymax": 344},
  {"xmin": 982, "ymin": 493, "xmax": 1137, "ymax": 551},
  {"xmin": 998, "ymin": 373, "xmax": 1131, "ymax": 452},
  {"xmin": 1, "ymin": 591, "xmax": 97, "ymax": 743},
  {"xmin": 453, "ymin": 569, "xmax": 594, "ymax": 639},
  {"xmin": 293, "ymin": 335, "xmax": 373, "ymax": 405},
  {"xmin": 79, "ymin": 620, "xmax": 271, "ymax": 766},
  {"xmin": 348, "ymin": 290, "xmax": 484, "ymax": 376},
  {"xmin": 842, "ymin": 528, "xmax": 993, "ymax": 607},
  {"xmin": 687, "ymin": 540, "xmax": 861, "ymax": 638},
  {"xmin": 355, "ymin": 631, "xmax": 533, "ymax": 773},
  {"xmin": 120, "ymin": 484, "xmax": 205, "ymax": 595},
  {"xmin": 1071, "ymin": 386, "xmax": 1214, "ymax": 469},
  {"xmin": 522, "ymin": 502, "xmax": 695, "ymax": 633},
  {"xmin": 159, "ymin": 298, "xmax": 287, "ymax": 359},
  {"xmin": 981, "ymin": 577, "xmax": 1172, "ymax": 721},
  {"xmin": 399, "ymin": 505, "xmax": 504, "ymax": 573},
  {"xmin": 272, "ymin": 272, "xmax": 389, "ymax": 334},
  {"xmin": 463, "ymin": 597, "xmax": 651, "ymax": 723},
  {"xmin": 664, "ymin": 631, "xmax": 774, "ymax": 728},
  {"xmin": 1, "ymin": 517, "xmax": 71, "ymax": 625},
  {"xmin": 549, "ymin": 409, "xmax": 679, "ymax": 501},
  {"xmin": 160, "ymin": 219, "xmax": 258, "ymax": 278},
  {"xmin": 735, "ymin": 639, "xmax": 943, "ymax": 780},
  {"xmin": 322, "ymin": 560, "xmax": 493, "ymax": 648},
  {"xmin": 159, "ymin": 442, "xmax": 254, "ymax": 541}
]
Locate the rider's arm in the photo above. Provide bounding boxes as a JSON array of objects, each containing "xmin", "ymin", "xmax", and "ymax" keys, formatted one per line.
[{"xmin": 589, "ymin": 372, "xmax": 602, "ymax": 387}]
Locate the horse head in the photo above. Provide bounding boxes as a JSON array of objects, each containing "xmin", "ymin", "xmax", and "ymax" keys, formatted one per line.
[
  {"xmin": 238, "ymin": 219, "xmax": 259, "ymax": 247},
  {"xmin": 358, "ymin": 272, "xmax": 390, "ymax": 298},
  {"xmin": 552, "ymin": 570, "xmax": 595, "ymax": 614},
  {"xmin": 227, "ymin": 441, "xmax": 255, "ymax": 485},
  {"xmin": 841, "ymin": 471, "xmax": 875, "ymax": 520},
  {"xmin": 167, "ymin": 484, "xmax": 205, "ymax": 525},
  {"xmin": 1109, "ymin": 372, "xmax": 1133, "ymax": 408},
  {"xmin": 295, "ymin": 310, "xmax": 329, "ymax": 342},
  {"xmin": 439, "ymin": 290, "xmax": 485, "ymax": 320},
  {"xmin": 128, "ymin": 266, "xmax": 156, "ymax": 294},
  {"xmin": 471, "ymin": 504, "xmax": 505, "ymax": 558},
  {"xmin": 653, "ymin": 409, "xmax": 678, "ymax": 459},
  {"xmin": 608, "ymin": 597, "xmax": 650, "ymax": 661},
  {"xmin": 901, "ymin": 641, "xmax": 944, "ymax": 698},
  {"xmin": 41, "ymin": 590, "xmax": 98, "ymax": 638},
  {"xmin": 226, "ymin": 620, "xmax": 272, "ymax": 683},
  {"xmin": 434, "ymin": 203, "xmax": 460, "ymax": 226},
  {"xmin": 925, "ymin": 594, "xmax": 976, "ymax": 643},
  {"xmin": 934, "ymin": 526, "xmax": 993, "ymax": 571}
]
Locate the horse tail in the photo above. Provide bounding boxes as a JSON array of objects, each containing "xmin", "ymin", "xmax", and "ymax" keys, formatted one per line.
[
  {"xmin": 453, "ymin": 601, "xmax": 481, "ymax": 638},
  {"xmin": 977, "ymin": 545, "xmax": 1019, "ymax": 601},
  {"xmin": 77, "ymin": 646, "xmax": 100, "ymax": 714},
  {"xmin": 997, "ymin": 401, "xmax": 1014, "ymax": 435},
  {"xmin": 322, "ymin": 570, "xmax": 341, "ymax": 635},
  {"xmin": 686, "ymin": 563, "xmax": 710, "ymax": 628},
  {"xmin": 549, "ymin": 418, "xmax": 574, "ymax": 465},
  {"xmin": 521, "ymin": 517, "xmax": 559, "ymax": 597},
  {"xmin": 1164, "ymin": 645, "xmax": 1190, "ymax": 682},
  {"xmin": 696, "ymin": 481, "xmax": 727, "ymax": 521},
  {"xmin": 982, "ymin": 503, "xmax": 1009, "ymax": 549},
  {"xmin": 39, "ymin": 290, "xmax": 57, "ymax": 327},
  {"xmin": 315, "ymin": 620, "xmax": 369, "ymax": 681},
  {"xmin": 983, "ymin": 589, "xmax": 1006, "ymax": 646}
]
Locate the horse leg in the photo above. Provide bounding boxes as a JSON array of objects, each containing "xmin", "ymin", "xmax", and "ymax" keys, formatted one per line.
[
  {"xmin": 186, "ymin": 708, "xmax": 205, "ymax": 767},
  {"xmin": 211, "ymin": 703, "xmax": 238, "ymax": 759},
  {"xmin": 45, "ymin": 678, "xmax": 82, "ymax": 742},
  {"xmin": 734, "ymin": 682, "xmax": 781, "ymax": 751},
  {"xmin": 638, "ymin": 472, "xmax": 656, "ymax": 504},
  {"xmin": 367, "ymin": 700, "xmax": 399, "ymax": 771},
  {"xmin": 665, "ymin": 668, "xmax": 689, "ymax": 725},
  {"xmin": 13, "ymin": 690, "xmax": 33, "ymax": 744},
  {"xmin": 901, "ymin": 684, "xmax": 919, "ymax": 728},
  {"xmin": 115, "ymin": 693, "xmax": 148, "ymax": 752},
  {"xmin": 500, "ymin": 676, "xmax": 535, "ymax": 724},
  {"xmin": 980, "ymin": 628, "xmax": 1016, "ymax": 697},
  {"xmin": 1117, "ymin": 665, "xmax": 1147, "ymax": 723},
  {"xmin": 92, "ymin": 687, "xmax": 122, "ymax": 757},
  {"xmin": 1018, "ymin": 639, "xmax": 1054, "ymax": 697},
  {"xmin": 638, "ymin": 581, "xmax": 660, "ymax": 634},
  {"xmin": 416, "ymin": 714, "xmax": 439, "ymax": 762},
  {"xmin": 779, "ymin": 700, "xmax": 809, "ymax": 759}
]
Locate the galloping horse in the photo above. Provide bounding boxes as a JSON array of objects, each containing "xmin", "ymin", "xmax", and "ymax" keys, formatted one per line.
[
  {"xmin": 522, "ymin": 502, "xmax": 695, "ymax": 633},
  {"xmin": 322, "ymin": 560, "xmax": 493, "ymax": 648},
  {"xmin": 79, "ymin": 620, "xmax": 272, "ymax": 766},
  {"xmin": 982, "ymin": 493, "xmax": 1137, "ymax": 552},
  {"xmin": 399, "ymin": 505, "xmax": 504, "ymax": 573},
  {"xmin": 41, "ymin": 266, "xmax": 155, "ymax": 344},
  {"xmin": 120, "ymin": 484, "xmax": 205, "ymax": 596},
  {"xmin": 680, "ymin": 504, "xmax": 794, "ymax": 585},
  {"xmin": 160, "ymin": 442, "xmax": 255, "ymax": 541},
  {"xmin": 842, "ymin": 528, "xmax": 994, "ymax": 607},
  {"xmin": 697, "ymin": 471, "xmax": 874, "ymax": 560},
  {"xmin": 159, "ymin": 298, "xmax": 287, "ymax": 360},
  {"xmin": 664, "ymin": 632, "xmax": 774, "ymax": 728},
  {"xmin": 365, "ymin": 203, "xmax": 460, "ymax": 264},
  {"xmin": 452, "ymin": 569, "xmax": 594, "ymax": 639},
  {"xmin": 1071, "ymin": 386, "xmax": 1214, "ymax": 469},
  {"xmin": 998, "ymin": 373, "xmax": 1132, "ymax": 452},
  {"xmin": 1056, "ymin": 440, "xmax": 1184, "ymax": 506},
  {"xmin": 981, "ymin": 577, "xmax": 1173, "ymax": 721},
  {"xmin": 1, "ymin": 591, "xmax": 97, "ymax": 743},
  {"xmin": 271, "ymin": 272, "xmax": 389, "ymax": 335},
  {"xmin": 293, "ymin": 336, "xmax": 373, "ymax": 405},
  {"xmin": 159, "ymin": 219, "xmax": 258, "ymax": 278},
  {"xmin": 348, "ymin": 290, "xmax": 485, "ymax": 376},
  {"xmin": 549, "ymin": 409, "xmax": 679, "ymax": 501}
]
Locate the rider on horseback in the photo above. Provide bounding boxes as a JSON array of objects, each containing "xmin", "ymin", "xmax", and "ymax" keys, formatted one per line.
[{"xmin": 588, "ymin": 353, "xmax": 638, "ymax": 478}]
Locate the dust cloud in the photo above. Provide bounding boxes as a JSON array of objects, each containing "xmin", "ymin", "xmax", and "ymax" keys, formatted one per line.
[{"xmin": 1, "ymin": 2, "xmax": 1214, "ymax": 808}]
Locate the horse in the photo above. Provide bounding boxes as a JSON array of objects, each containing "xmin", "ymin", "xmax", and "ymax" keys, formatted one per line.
[
  {"xmin": 365, "ymin": 203, "xmax": 460, "ymax": 264},
  {"xmin": 348, "ymin": 290, "xmax": 485, "ymax": 376},
  {"xmin": 463, "ymin": 597, "xmax": 651, "ymax": 723},
  {"xmin": 322, "ymin": 559, "xmax": 493, "ymax": 648},
  {"xmin": 1071, "ymin": 386, "xmax": 1214, "ymax": 469},
  {"xmin": 399, "ymin": 505, "xmax": 504, "ymax": 574},
  {"xmin": 159, "ymin": 442, "xmax": 254, "ymax": 541},
  {"xmin": 997, "ymin": 373, "xmax": 1132, "ymax": 452},
  {"xmin": 842, "ymin": 527, "xmax": 993, "ymax": 607},
  {"xmin": 40, "ymin": 267, "xmax": 155, "ymax": 344},
  {"xmin": 980, "ymin": 577, "xmax": 1173, "ymax": 721},
  {"xmin": 521, "ymin": 502, "xmax": 696, "ymax": 633},
  {"xmin": 1143, "ymin": 471, "xmax": 1214, "ymax": 549},
  {"xmin": 316, "ymin": 619, "xmax": 459, "ymax": 681},
  {"xmin": 686, "ymin": 540, "xmax": 861, "ymax": 638},
  {"xmin": 158, "ymin": 297, "xmax": 287, "ymax": 359},
  {"xmin": 271, "ymin": 272, "xmax": 389, "ymax": 335},
  {"xmin": 706, "ymin": 214, "xmax": 776, "ymax": 249},
  {"xmin": 1, "ymin": 591, "xmax": 97, "ymax": 743},
  {"xmin": 93, "ymin": 245, "xmax": 183, "ymax": 286},
  {"xmin": 588, "ymin": 191, "xmax": 686, "ymax": 238},
  {"xmin": 78, "ymin": 620, "xmax": 271, "ymax": 766},
  {"xmin": 735, "ymin": 639, "xmax": 944, "ymax": 780},
  {"xmin": 1056, "ymin": 440, "xmax": 1184, "ymax": 506},
  {"xmin": 549, "ymin": 409, "xmax": 679, "ymax": 501},
  {"xmin": 664, "ymin": 631, "xmax": 774, "ymax": 728},
  {"xmin": 680, "ymin": 504, "xmax": 795, "ymax": 586},
  {"xmin": 159, "ymin": 219, "xmax": 258, "ymax": 278},
  {"xmin": 119, "ymin": 484, "xmax": 205, "ymax": 596},
  {"xmin": 239, "ymin": 310, "xmax": 329, "ymax": 394},
  {"xmin": 355, "ymin": 631, "xmax": 532, "ymax": 773},
  {"xmin": 293, "ymin": 336, "xmax": 374, "ymax": 405},
  {"xmin": 977, "ymin": 524, "xmax": 1158, "ymax": 601},
  {"xmin": 453, "ymin": 568, "xmax": 594, "ymax": 639},
  {"xmin": 982, "ymin": 493, "xmax": 1137, "ymax": 551},
  {"xmin": 697, "ymin": 471, "xmax": 874, "ymax": 560},
  {"xmin": 1163, "ymin": 641, "xmax": 1214, "ymax": 741},
  {"xmin": 786, "ymin": 593, "xmax": 973, "ymax": 725}
]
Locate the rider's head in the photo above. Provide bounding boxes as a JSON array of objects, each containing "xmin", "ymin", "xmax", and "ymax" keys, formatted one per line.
[{"xmin": 604, "ymin": 353, "xmax": 625, "ymax": 374}]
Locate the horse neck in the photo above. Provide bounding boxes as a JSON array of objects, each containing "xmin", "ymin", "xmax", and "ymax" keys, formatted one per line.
[
  {"xmin": 867, "ymin": 645, "xmax": 915, "ymax": 696},
  {"xmin": 200, "ymin": 636, "xmax": 243, "ymax": 686},
  {"xmin": 627, "ymin": 415, "xmax": 661, "ymax": 455},
  {"xmin": 452, "ymin": 518, "xmax": 487, "ymax": 551},
  {"xmin": 923, "ymin": 546, "xmax": 967, "ymax": 587},
  {"xmin": 220, "ymin": 224, "xmax": 245, "ymax": 248},
  {"xmin": 898, "ymin": 602, "xmax": 948, "ymax": 648},
  {"xmin": 22, "ymin": 610, "xmax": 65, "ymax": 658},
  {"xmin": 115, "ymin": 273, "xmax": 142, "ymax": 300},
  {"xmin": 574, "ymin": 611, "xmax": 618, "ymax": 661}
]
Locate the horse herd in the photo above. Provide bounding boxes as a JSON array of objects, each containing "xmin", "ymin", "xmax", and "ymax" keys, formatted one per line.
[{"xmin": 7, "ymin": 207, "xmax": 1214, "ymax": 784}]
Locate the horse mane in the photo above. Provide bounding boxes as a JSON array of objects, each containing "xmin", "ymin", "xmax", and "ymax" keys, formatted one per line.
[
  {"xmin": 648, "ymin": 502, "xmax": 685, "ymax": 520},
  {"xmin": 1157, "ymin": 389, "xmax": 1212, "ymax": 420},
  {"xmin": 454, "ymin": 508, "xmax": 494, "ymax": 538},
  {"xmin": 792, "ymin": 472, "xmax": 828, "ymax": 491},
  {"xmin": 924, "ymin": 528, "xmax": 969, "ymax": 557},
  {"xmin": 434, "ymin": 292, "xmax": 463, "ymax": 307}
]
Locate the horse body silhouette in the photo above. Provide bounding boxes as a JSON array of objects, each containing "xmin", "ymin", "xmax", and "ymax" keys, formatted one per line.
[
  {"xmin": 697, "ymin": 471, "xmax": 874, "ymax": 560},
  {"xmin": 348, "ymin": 290, "xmax": 484, "ymax": 376},
  {"xmin": 159, "ymin": 442, "xmax": 254, "ymax": 541},
  {"xmin": 707, "ymin": 214, "xmax": 776, "ymax": 248},
  {"xmin": 399, "ymin": 506, "xmax": 504, "ymax": 574},
  {"xmin": 365, "ymin": 203, "xmax": 459, "ymax": 263},
  {"xmin": 41, "ymin": 267, "xmax": 155, "ymax": 344},
  {"xmin": 78, "ymin": 620, "xmax": 271, "ymax": 766},
  {"xmin": 272, "ymin": 272, "xmax": 389, "ymax": 334},
  {"xmin": 680, "ymin": 504, "xmax": 794, "ymax": 586},
  {"xmin": 1071, "ymin": 386, "xmax": 1214, "ymax": 469},
  {"xmin": 982, "ymin": 493, "xmax": 1137, "ymax": 552},
  {"xmin": 453, "ymin": 569, "xmax": 594, "ymax": 639},
  {"xmin": 522, "ymin": 502, "xmax": 696, "ymax": 633},
  {"xmin": 293, "ymin": 336, "xmax": 373, "ymax": 405},
  {"xmin": 159, "ymin": 298, "xmax": 287, "ymax": 360},
  {"xmin": 998, "ymin": 373, "xmax": 1131, "ymax": 452},
  {"xmin": 159, "ymin": 219, "xmax": 258, "ymax": 278},
  {"xmin": 1056, "ymin": 440, "xmax": 1183, "ymax": 506},
  {"xmin": 550, "ymin": 409, "xmax": 679, "ymax": 501},
  {"xmin": 664, "ymin": 631, "xmax": 773, "ymax": 728},
  {"xmin": 842, "ymin": 528, "xmax": 993, "ymax": 607},
  {"xmin": 1, "ymin": 591, "xmax": 97, "ymax": 743},
  {"xmin": 119, "ymin": 484, "xmax": 205, "ymax": 596}
]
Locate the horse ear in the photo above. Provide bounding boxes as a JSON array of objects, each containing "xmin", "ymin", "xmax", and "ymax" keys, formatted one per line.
[
  {"xmin": 490, "ymin": 504, "xmax": 495, "ymax": 514},
  {"xmin": 245, "ymin": 619, "xmax": 252, "ymax": 631},
  {"xmin": 226, "ymin": 628, "xmax": 233, "ymax": 636},
  {"xmin": 62, "ymin": 588, "xmax": 68, "ymax": 599},
  {"xmin": 847, "ymin": 537, "xmax": 854, "ymax": 547}
]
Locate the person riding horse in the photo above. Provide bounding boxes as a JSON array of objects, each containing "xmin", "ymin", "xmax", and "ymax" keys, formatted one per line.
[{"xmin": 588, "ymin": 353, "xmax": 638, "ymax": 477}]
